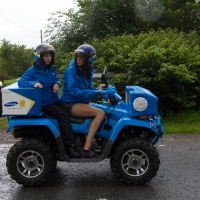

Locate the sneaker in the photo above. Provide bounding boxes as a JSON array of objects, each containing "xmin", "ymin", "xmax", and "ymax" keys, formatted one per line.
[
  {"xmin": 81, "ymin": 146, "xmax": 99, "ymax": 158},
  {"xmin": 66, "ymin": 144, "xmax": 81, "ymax": 158}
]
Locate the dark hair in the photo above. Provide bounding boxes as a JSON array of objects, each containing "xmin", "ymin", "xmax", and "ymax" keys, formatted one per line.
[
  {"xmin": 39, "ymin": 52, "xmax": 55, "ymax": 69},
  {"xmin": 75, "ymin": 58, "xmax": 92, "ymax": 80}
]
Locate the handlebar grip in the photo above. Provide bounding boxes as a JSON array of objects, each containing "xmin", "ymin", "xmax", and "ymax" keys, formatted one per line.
[{"xmin": 99, "ymin": 90, "xmax": 108, "ymax": 95}]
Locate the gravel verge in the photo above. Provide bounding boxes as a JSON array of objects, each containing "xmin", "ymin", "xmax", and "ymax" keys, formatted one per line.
[{"xmin": 0, "ymin": 130, "xmax": 20, "ymax": 144}]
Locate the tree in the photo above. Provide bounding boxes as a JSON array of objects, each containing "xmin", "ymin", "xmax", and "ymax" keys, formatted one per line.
[
  {"xmin": 0, "ymin": 39, "xmax": 34, "ymax": 77},
  {"xmin": 44, "ymin": 0, "xmax": 200, "ymax": 52}
]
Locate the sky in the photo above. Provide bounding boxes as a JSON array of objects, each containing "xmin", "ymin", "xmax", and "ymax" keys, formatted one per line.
[{"xmin": 0, "ymin": 0, "xmax": 77, "ymax": 49}]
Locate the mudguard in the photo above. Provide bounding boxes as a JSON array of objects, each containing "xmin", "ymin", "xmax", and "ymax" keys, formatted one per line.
[
  {"xmin": 108, "ymin": 116, "xmax": 164, "ymax": 145},
  {"xmin": 7, "ymin": 117, "xmax": 60, "ymax": 137}
]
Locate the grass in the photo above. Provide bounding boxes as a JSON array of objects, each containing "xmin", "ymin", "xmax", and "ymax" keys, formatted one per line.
[
  {"xmin": 1, "ymin": 110, "xmax": 200, "ymax": 133},
  {"xmin": 0, "ymin": 117, "xmax": 8, "ymax": 131},
  {"xmin": 3, "ymin": 79, "xmax": 17, "ymax": 85},
  {"xmin": 161, "ymin": 110, "xmax": 200, "ymax": 134}
]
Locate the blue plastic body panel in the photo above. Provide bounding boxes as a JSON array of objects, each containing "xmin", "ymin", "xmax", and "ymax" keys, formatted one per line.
[
  {"xmin": 90, "ymin": 102, "xmax": 164, "ymax": 145},
  {"xmin": 126, "ymin": 86, "xmax": 158, "ymax": 116},
  {"xmin": 7, "ymin": 117, "xmax": 60, "ymax": 138},
  {"xmin": 4, "ymin": 84, "xmax": 164, "ymax": 146}
]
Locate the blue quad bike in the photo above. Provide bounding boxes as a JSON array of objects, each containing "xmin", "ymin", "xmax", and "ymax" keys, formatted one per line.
[{"xmin": 2, "ymin": 67, "xmax": 164, "ymax": 186}]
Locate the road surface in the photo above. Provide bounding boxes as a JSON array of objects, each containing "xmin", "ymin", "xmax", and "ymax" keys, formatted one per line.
[{"xmin": 0, "ymin": 132, "xmax": 200, "ymax": 200}]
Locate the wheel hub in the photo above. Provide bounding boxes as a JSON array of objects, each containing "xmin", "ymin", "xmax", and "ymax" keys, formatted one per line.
[
  {"xmin": 121, "ymin": 149, "xmax": 149, "ymax": 177},
  {"xmin": 26, "ymin": 157, "xmax": 37, "ymax": 168},
  {"xmin": 17, "ymin": 150, "xmax": 45, "ymax": 178},
  {"xmin": 130, "ymin": 157, "xmax": 140, "ymax": 167}
]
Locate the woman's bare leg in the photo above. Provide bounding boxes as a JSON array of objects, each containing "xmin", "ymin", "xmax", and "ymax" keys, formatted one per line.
[{"xmin": 71, "ymin": 103, "xmax": 105, "ymax": 149}]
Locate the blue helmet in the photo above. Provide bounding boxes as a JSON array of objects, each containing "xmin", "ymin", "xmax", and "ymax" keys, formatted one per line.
[
  {"xmin": 75, "ymin": 44, "xmax": 97, "ymax": 63},
  {"xmin": 34, "ymin": 43, "xmax": 55, "ymax": 61}
]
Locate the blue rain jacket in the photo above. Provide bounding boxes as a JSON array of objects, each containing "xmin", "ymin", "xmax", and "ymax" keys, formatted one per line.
[
  {"xmin": 60, "ymin": 60, "xmax": 98, "ymax": 104},
  {"xmin": 18, "ymin": 61, "xmax": 61, "ymax": 106}
]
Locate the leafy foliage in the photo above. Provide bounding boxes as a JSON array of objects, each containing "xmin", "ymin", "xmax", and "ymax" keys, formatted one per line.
[
  {"xmin": 44, "ymin": 0, "xmax": 200, "ymax": 52},
  {"xmin": 0, "ymin": 39, "xmax": 34, "ymax": 77},
  {"xmin": 58, "ymin": 29, "xmax": 200, "ymax": 112}
]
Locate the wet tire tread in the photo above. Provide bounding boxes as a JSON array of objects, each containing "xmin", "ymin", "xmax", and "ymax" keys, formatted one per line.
[
  {"xmin": 6, "ymin": 137, "xmax": 56, "ymax": 187},
  {"xmin": 110, "ymin": 137, "xmax": 160, "ymax": 185}
]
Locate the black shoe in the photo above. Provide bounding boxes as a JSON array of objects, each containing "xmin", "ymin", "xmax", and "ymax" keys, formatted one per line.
[
  {"xmin": 81, "ymin": 147, "xmax": 99, "ymax": 158},
  {"xmin": 66, "ymin": 144, "xmax": 81, "ymax": 158}
]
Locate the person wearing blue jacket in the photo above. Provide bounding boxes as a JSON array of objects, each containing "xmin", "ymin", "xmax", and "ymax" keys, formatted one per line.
[
  {"xmin": 18, "ymin": 43, "xmax": 80, "ymax": 158},
  {"xmin": 60, "ymin": 44, "xmax": 105, "ymax": 158}
]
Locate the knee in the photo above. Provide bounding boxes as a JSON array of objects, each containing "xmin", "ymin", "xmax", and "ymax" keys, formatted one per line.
[{"xmin": 98, "ymin": 109, "xmax": 105, "ymax": 120}]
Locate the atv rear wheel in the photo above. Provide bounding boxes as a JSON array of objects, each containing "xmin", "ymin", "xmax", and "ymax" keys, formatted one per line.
[
  {"xmin": 110, "ymin": 137, "xmax": 160, "ymax": 185},
  {"xmin": 6, "ymin": 137, "xmax": 57, "ymax": 186}
]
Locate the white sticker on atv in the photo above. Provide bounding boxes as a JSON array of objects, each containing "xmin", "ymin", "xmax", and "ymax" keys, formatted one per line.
[{"xmin": 2, "ymin": 91, "xmax": 35, "ymax": 115}]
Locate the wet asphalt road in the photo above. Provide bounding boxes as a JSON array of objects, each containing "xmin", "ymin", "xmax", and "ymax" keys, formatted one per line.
[{"xmin": 0, "ymin": 133, "xmax": 200, "ymax": 200}]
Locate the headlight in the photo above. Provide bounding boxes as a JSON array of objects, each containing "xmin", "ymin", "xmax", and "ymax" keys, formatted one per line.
[{"xmin": 133, "ymin": 97, "xmax": 148, "ymax": 111}]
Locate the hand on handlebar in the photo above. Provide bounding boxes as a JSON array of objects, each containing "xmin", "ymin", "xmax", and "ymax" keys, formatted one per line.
[
  {"xmin": 98, "ymin": 86, "xmax": 116, "ymax": 95},
  {"xmin": 98, "ymin": 84, "xmax": 106, "ymax": 90}
]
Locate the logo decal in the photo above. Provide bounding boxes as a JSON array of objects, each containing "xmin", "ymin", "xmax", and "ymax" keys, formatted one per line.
[
  {"xmin": 4, "ymin": 102, "xmax": 18, "ymax": 107},
  {"xmin": 19, "ymin": 99, "xmax": 26, "ymax": 108}
]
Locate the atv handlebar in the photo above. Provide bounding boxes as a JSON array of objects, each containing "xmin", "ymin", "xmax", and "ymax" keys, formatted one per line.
[
  {"xmin": 99, "ymin": 85, "xmax": 122, "ymax": 105},
  {"xmin": 99, "ymin": 85, "xmax": 116, "ymax": 96},
  {"xmin": 99, "ymin": 68, "xmax": 122, "ymax": 105}
]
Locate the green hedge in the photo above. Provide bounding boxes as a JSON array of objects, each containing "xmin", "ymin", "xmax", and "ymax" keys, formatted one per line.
[{"xmin": 58, "ymin": 28, "xmax": 200, "ymax": 113}]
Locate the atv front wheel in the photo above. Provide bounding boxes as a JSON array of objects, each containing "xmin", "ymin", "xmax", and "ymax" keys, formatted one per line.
[
  {"xmin": 6, "ymin": 138, "xmax": 57, "ymax": 186},
  {"xmin": 110, "ymin": 137, "xmax": 160, "ymax": 185}
]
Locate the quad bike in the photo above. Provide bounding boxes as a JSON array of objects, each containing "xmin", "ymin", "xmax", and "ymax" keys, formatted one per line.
[{"xmin": 1, "ymin": 67, "xmax": 164, "ymax": 186}]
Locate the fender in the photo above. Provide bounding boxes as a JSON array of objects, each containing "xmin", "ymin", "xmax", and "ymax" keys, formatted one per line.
[
  {"xmin": 6, "ymin": 117, "xmax": 71, "ymax": 161},
  {"xmin": 7, "ymin": 117, "xmax": 60, "ymax": 137},
  {"xmin": 109, "ymin": 117, "xmax": 164, "ymax": 145}
]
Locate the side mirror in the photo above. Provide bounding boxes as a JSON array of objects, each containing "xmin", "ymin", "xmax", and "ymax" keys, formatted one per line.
[
  {"xmin": 101, "ymin": 66, "xmax": 108, "ymax": 87},
  {"xmin": 103, "ymin": 66, "xmax": 107, "ymax": 75}
]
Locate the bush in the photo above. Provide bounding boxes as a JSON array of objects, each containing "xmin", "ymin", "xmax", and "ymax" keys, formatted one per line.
[
  {"xmin": 0, "ymin": 86, "xmax": 2, "ymax": 116},
  {"xmin": 58, "ymin": 28, "xmax": 200, "ymax": 113}
]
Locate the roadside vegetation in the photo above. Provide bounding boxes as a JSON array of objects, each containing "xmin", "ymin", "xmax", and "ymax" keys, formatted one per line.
[
  {"xmin": 0, "ymin": 117, "xmax": 8, "ymax": 130},
  {"xmin": 3, "ymin": 79, "xmax": 17, "ymax": 85},
  {"xmin": 0, "ymin": 0, "xmax": 200, "ymax": 134},
  {"xmin": 161, "ymin": 109, "xmax": 200, "ymax": 134}
]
